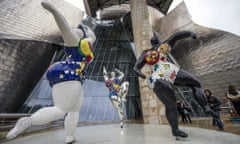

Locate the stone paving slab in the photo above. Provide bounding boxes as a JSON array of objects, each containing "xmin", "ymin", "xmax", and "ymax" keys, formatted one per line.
[{"xmin": 2, "ymin": 124, "xmax": 240, "ymax": 144}]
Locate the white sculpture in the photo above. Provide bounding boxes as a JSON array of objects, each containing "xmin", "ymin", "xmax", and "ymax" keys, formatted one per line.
[
  {"xmin": 103, "ymin": 67, "xmax": 129, "ymax": 128},
  {"xmin": 6, "ymin": 1, "xmax": 96, "ymax": 144}
]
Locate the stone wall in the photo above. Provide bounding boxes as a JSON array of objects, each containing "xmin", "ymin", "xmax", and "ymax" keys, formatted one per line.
[
  {"xmin": 130, "ymin": 0, "xmax": 167, "ymax": 124},
  {"xmin": 158, "ymin": 2, "xmax": 240, "ymax": 104},
  {"xmin": 0, "ymin": 0, "xmax": 84, "ymax": 112}
]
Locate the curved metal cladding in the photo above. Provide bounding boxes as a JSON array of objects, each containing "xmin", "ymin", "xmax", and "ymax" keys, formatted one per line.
[
  {"xmin": 0, "ymin": 39, "xmax": 59, "ymax": 112},
  {"xmin": 161, "ymin": 2, "xmax": 240, "ymax": 102},
  {"xmin": 0, "ymin": 0, "xmax": 83, "ymax": 112}
]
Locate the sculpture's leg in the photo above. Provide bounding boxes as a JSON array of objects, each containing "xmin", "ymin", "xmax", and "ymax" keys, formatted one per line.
[
  {"xmin": 111, "ymin": 100, "xmax": 124, "ymax": 128},
  {"xmin": 119, "ymin": 81, "xmax": 129, "ymax": 102},
  {"xmin": 174, "ymin": 69, "xmax": 218, "ymax": 118},
  {"xmin": 64, "ymin": 112, "xmax": 79, "ymax": 144},
  {"xmin": 52, "ymin": 81, "xmax": 83, "ymax": 112},
  {"xmin": 153, "ymin": 79, "xmax": 188, "ymax": 138},
  {"xmin": 6, "ymin": 106, "xmax": 65, "ymax": 139},
  {"xmin": 65, "ymin": 86, "xmax": 83, "ymax": 144},
  {"xmin": 53, "ymin": 81, "xmax": 84, "ymax": 143}
]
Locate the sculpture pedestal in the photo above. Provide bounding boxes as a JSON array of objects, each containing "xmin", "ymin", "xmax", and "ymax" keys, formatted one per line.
[{"xmin": 3, "ymin": 124, "xmax": 240, "ymax": 144}]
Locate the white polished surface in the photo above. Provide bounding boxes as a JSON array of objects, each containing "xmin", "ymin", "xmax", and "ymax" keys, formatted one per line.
[{"xmin": 3, "ymin": 124, "xmax": 240, "ymax": 144}]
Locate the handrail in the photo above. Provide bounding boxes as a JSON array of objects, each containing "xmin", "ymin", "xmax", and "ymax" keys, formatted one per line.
[
  {"xmin": 0, "ymin": 113, "xmax": 31, "ymax": 118},
  {"xmin": 0, "ymin": 113, "xmax": 32, "ymax": 131},
  {"xmin": 0, "ymin": 113, "xmax": 64, "ymax": 142}
]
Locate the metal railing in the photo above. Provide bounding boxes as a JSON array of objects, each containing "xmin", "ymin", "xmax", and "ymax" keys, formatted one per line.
[
  {"xmin": 0, "ymin": 113, "xmax": 31, "ymax": 131},
  {"xmin": 0, "ymin": 113, "xmax": 66, "ymax": 142},
  {"xmin": 0, "ymin": 106, "xmax": 235, "ymax": 131},
  {"xmin": 0, "ymin": 113, "xmax": 138, "ymax": 142},
  {"xmin": 0, "ymin": 113, "xmax": 64, "ymax": 134}
]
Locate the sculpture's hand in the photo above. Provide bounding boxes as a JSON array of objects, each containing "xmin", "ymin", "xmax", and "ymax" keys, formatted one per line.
[
  {"xmin": 41, "ymin": 0, "xmax": 55, "ymax": 12},
  {"xmin": 103, "ymin": 66, "xmax": 107, "ymax": 76}
]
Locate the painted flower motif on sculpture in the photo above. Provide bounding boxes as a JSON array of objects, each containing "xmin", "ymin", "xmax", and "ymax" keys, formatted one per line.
[{"xmin": 144, "ymin": 50, "xmax": 160, "ymax": 65}]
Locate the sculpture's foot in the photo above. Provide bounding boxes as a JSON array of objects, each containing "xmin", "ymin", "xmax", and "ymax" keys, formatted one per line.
[
  {"xmin": 218, "ymin": 128, "xmax": 224, "ymax": 131},
  {"xmin": 176, "ymin": 136, "xmax": 187, "ymax": 141},
  {"xmin": 6, "ymin": 117, "xmax": 32, "ymax": 140},
  {"xmin": 204, "ymin": 106, "xmax": 219, "ymax": 119},
  {"xmin": 120, "ymin": 121, "xmax": 123, "ymax": 129},
  {"xmin": 173, "ymin": 129, "xmax": 188, "ymax": 140},
  {"xmin": 66, "ymin": 140, "xmax": 75, "ymax": 144},
  {"xmin": 66, "ymin": 136, "xmax": 75, "ymax": 144},
  {"xmin": 6, "ymin": 129, "xmax": 18, "ymax": 140}
]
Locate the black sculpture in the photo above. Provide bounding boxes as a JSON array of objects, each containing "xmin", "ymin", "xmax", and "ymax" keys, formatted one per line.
[{"xmin": 134, "ymin": 31, "xmax": 218, "ymax": 139}]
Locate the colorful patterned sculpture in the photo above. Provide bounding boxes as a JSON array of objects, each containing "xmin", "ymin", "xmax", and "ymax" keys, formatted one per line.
[
  {"xmin": 6, "ymin": 1, "xmax": 96, "ymax": 144},
  {"xmin": 134, "ymin": 31, "xmax": 218, "ymax": 139},
  {"xmin": 103, "ymin": 67, "xmax": 129, "ymax": 128}
]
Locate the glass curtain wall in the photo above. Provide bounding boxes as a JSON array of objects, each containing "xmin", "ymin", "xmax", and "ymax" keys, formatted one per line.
[{"xmin": 81, "ymin": 19, "xmax": 142, "ymax": 123}]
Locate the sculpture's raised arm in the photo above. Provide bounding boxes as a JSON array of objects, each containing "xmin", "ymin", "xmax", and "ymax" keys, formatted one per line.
[
  {"xmin": 163, "ymin": 31, "xmax": 197, "ymax": 49},
  {"xmin": 133, "ymin": 50, "xmax": 148, "ymax": 79},
  {"xmin": 103, "ymin": 66, "xmax": 109, "ymax": 82},
  {"xmin": 41, "ymin": 1, "xmax": 82, "ymax": 46},
  {"xmin": 115, "ymin": 68, "xmax": 124, "ymax": 81}
]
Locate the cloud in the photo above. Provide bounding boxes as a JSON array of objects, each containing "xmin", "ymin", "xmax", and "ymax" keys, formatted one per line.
[{"xmin": 170, "ymin": 0, "xmax": 240, "ymax": 36}]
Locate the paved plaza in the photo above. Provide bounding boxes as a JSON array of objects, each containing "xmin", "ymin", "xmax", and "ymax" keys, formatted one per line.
[{"xmin": 2, "ymin": 124, "xmax": 240, "ymax": 144}]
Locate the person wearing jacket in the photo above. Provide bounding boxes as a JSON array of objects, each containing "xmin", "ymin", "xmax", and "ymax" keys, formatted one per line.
[
  {"xmin": 177, "ymin": 100, "xmax": 192, "ymax": 124},
  {"xmin": 204, "ymin": 89, "xmax": 224, "ymax": 131},
  {"xmin": 226, "ymin": 85, "xmax": 240, "ymax": 115}
]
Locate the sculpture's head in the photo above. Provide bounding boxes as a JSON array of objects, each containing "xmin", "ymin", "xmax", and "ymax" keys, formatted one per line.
[
  {"xmin": 103, "ymin": 67, "xmax": 115, "ymax": 79},
  {"xmin": 79, "ymin": 39, "xmax": 94, "ymax": 63},
  {"xmin": 111, "ymin": 71, "xmax": 116, "ymax": 78},
  {"xmin": 228, "ymin": 85, "xmax": 237, "ymax": 93},
  {"xmin": 158, "ymin": 43, "xmax": 171, "ymax": 55}
]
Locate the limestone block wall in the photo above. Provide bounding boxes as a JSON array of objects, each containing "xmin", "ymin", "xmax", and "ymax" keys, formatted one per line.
[
  {"xmin": 130, "ymin": 0, "xmax": 166, "ymax": 124},
  {"xmin": 157, "ymin": 2, "xmax": 240, "ymax": 103},
  {"xmin": 0, "ymin": 0, "xmax": 84, "ymax": 112}
]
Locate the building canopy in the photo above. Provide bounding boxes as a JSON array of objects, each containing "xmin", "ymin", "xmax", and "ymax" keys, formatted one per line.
[{"xmin": 86, "ymin": 0, "xmax": 173, "ymax": 17}]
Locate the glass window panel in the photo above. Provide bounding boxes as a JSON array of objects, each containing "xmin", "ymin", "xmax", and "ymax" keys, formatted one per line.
[
  {"xmin": 113, "ymin": 108, "xmax": 120, "ymax": 120},
  {"xmin": 95, "ymin": 97, "xmax": 109, "ymax": 121},
  {"xmin": 104, "ymin": 101, "xmax": 115, "ymax": 121},
  {"xmin": 79, "ymin": 97, "xmax": 92, "ymax": 122},
  {"xmin": 85, "ymin": 97, "xmax": 98, "ymax": 122}
]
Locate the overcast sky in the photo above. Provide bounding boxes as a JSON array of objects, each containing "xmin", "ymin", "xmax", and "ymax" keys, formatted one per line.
[
  {"xmin": 170, "ymin": 0, "xmax": 240, "ymax": 36},
  {"xmin": 64, "ymin": 0, "xmax": 85, "ymax": 11}
]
